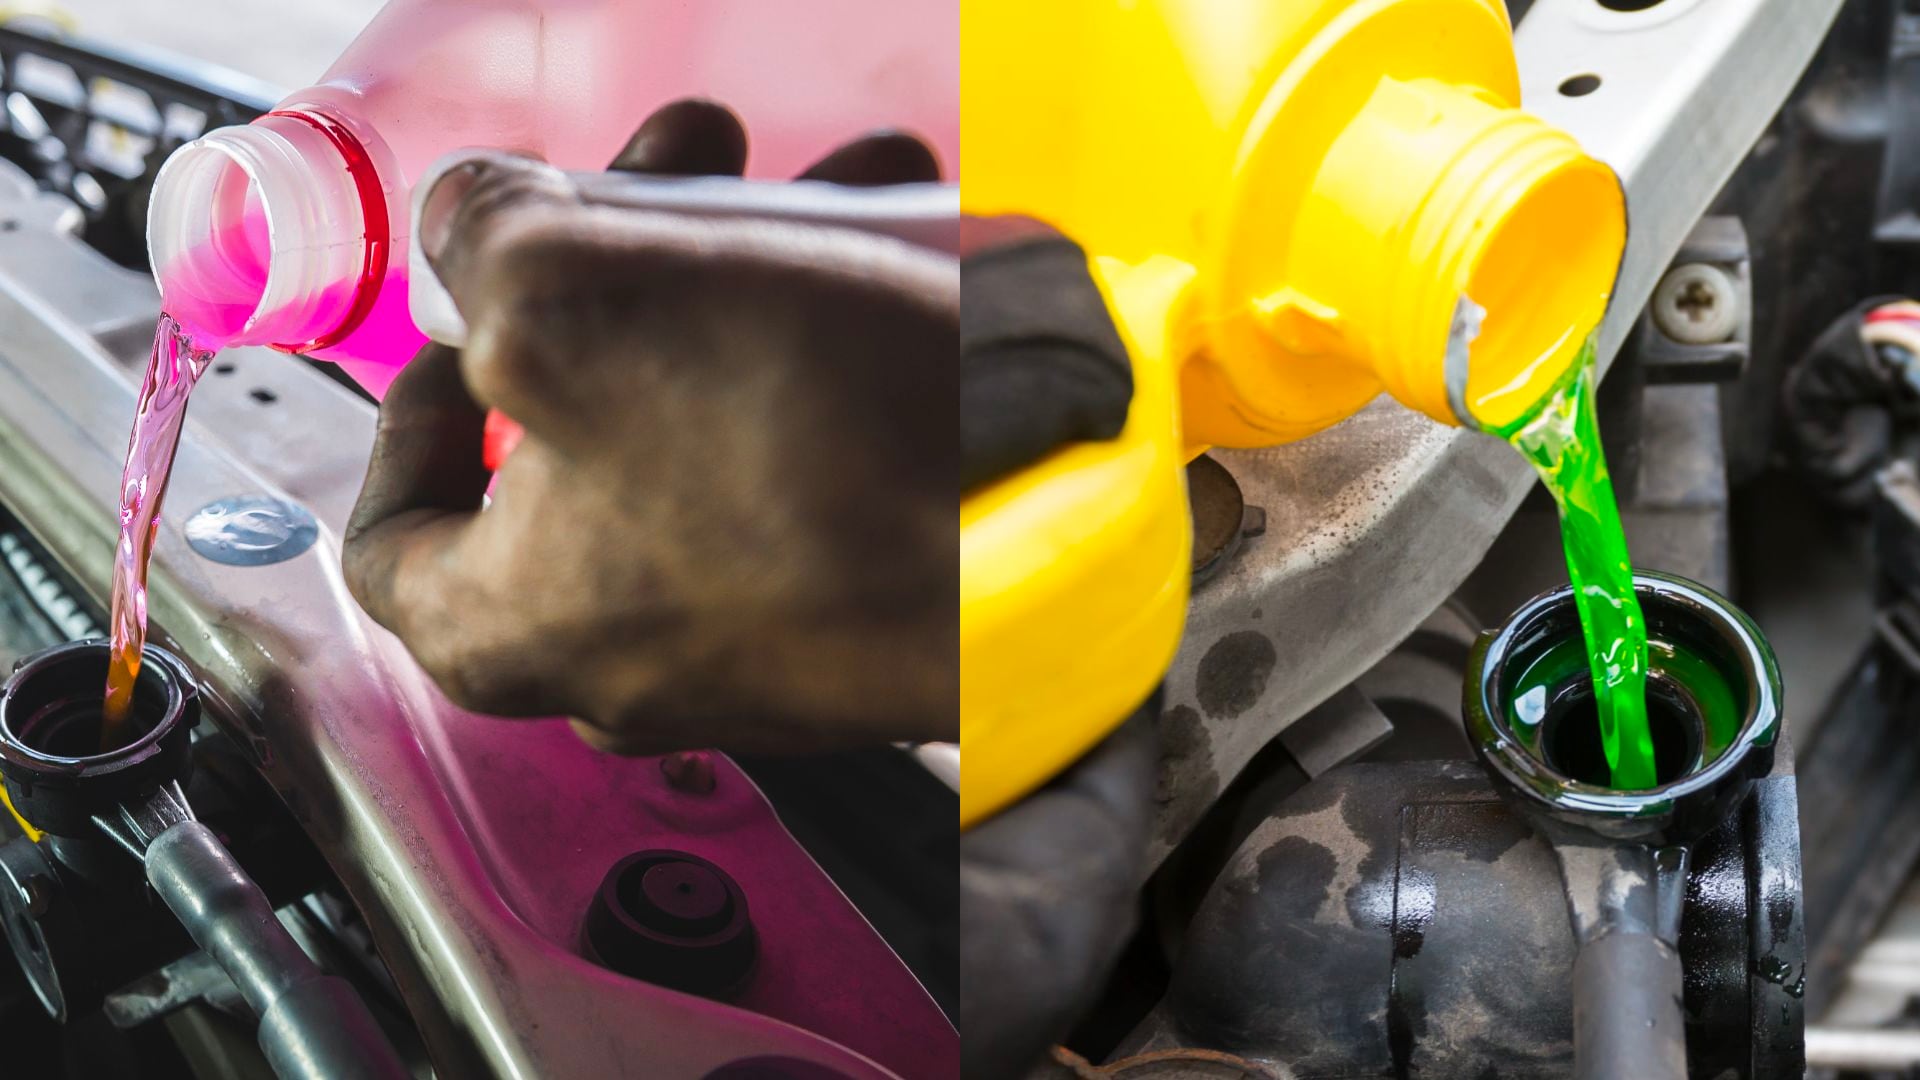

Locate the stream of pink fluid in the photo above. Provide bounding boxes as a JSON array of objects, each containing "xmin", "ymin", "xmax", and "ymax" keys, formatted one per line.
[
  {"xmin": 104, "ymin": 206, "xmax": 422, "ymax": 742},
  {"xmin": 102, "ymin": 315, "xmax": 215, "ymax": 741}
]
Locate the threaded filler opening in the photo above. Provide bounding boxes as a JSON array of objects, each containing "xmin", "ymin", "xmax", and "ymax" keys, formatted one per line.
[
  {"xmin": 1538, "ymin": 674, "xmax": 1701, "ymax": 787},
  {"xmin": 2, "ymin": 645, "xmax": 180, "ymax": 761}
]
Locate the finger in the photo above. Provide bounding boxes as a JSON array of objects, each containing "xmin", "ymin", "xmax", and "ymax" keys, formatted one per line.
[
  {"xmin": 420, "ymin": 159, "xmax": 956, "ymax": 449},
  {"xmin": 961, "ymin": 224, "xmax": 1132, "ymax": 490},
  {"xmin": 417, "ymin": 154, "xmax": 577, "ymax": 313},
  {"xmin": 797, "ymin": 130, "xmax": 941, "ymax": 185},
  {"xmin": 342, "ymin": 343, "xmax": 490, "ymax": 641},
  {"xmin": 609, "ymin": 97, "xmax": 749, "ymax": 177}
]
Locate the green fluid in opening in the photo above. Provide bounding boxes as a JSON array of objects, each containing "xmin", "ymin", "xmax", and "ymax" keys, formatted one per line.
[
  {"xmin": 1507, "ymin": 631, "xmax": 1741, "ymax": 787},
  {"xmin": 1492, "ymin": 337, "xmax": 1654, "ymax": 788}
]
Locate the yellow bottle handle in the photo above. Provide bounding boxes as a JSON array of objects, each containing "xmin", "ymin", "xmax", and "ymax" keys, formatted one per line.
[{"xmin": 960, "ymin": 257, "xmax": 1194, "ymax": 828}]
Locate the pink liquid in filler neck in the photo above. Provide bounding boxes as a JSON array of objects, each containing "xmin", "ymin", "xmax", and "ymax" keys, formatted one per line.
[{"xmin": 103, "ymin": 315, "xmax": 214, "ymax": 742}]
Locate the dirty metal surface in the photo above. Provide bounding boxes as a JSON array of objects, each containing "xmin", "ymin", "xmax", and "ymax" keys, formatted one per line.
[
  {"xmin": 1120, "ymin": 757, "xmax": 1804, "ymax": 1079},
  {"xmin": 1148, "ymin": 0, "xmax": 1846, "ymax": 865},
  {"xmin": 0, "ymin": 157, "xmax": 954, "ymax": 1078}
]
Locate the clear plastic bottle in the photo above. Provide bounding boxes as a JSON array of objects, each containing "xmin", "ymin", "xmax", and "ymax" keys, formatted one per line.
[{"xmin": 146, "ymin": 0, "xmax": 960, "ymax": 396}]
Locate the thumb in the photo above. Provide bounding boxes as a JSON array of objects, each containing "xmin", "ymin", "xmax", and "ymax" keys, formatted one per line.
[{"xmin": 415, "ymin": 152, "xmax": 576, "ymax": 327}]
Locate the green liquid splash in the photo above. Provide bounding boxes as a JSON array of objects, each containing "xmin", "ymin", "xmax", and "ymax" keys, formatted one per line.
[{"xmin": 1492, "ymin": 338, "xmax": 1654, "ymax": 789}]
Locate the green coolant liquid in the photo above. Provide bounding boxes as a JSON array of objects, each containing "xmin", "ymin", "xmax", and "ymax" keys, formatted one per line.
[
  {"xmin": 1494, "ymin": 338, "xmax": 1655, "ymax": 789},
  {"xmin": 1507, "ymin": 632, "xmax": 1739, "ymax": 786}
]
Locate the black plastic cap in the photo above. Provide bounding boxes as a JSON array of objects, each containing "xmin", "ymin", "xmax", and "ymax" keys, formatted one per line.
[{"xmin": 583, "ymin": 849, "xmax": 757, "ymax": 999}]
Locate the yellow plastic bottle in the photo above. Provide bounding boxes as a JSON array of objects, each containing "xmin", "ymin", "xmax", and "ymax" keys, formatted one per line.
[{"xmin": 960, "ymin": 0, "xmax": 1628, "ymax": 827}]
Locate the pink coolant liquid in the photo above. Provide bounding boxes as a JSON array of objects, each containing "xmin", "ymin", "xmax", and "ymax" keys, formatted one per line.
[{"xmin": 102, "ymin": 315, "xmax": 216, "ymax": 742}]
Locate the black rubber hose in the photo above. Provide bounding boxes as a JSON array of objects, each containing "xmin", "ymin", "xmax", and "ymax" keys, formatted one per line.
[{"xmin": 1571, "ymin": 930, "xmax": 1688, "ymax": 1080}]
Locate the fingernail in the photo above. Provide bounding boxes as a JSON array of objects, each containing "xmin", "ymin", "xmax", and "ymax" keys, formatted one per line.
[{"xmin": 419, "ymin": 161, "xmax": 487, "ymax": 262}]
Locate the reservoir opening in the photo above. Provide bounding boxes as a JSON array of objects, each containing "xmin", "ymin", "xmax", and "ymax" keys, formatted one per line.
[
  {"xmin": 1541, "ymin": 675, "xmax": 1700, "ymax": 789},
  {"xmin": 6, "ymin": 650, "xmax": 170, "ymax": 757}
]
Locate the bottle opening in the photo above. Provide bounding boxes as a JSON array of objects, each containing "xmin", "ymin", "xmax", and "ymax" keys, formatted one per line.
[
  {"xmin": 147, "ymin": 115, "xmax": 370, "ymax": 350},
  {"xmin": 1461, "ymin": 158, "xmax": 1625, "ymax": 432},
  {"xmin": 148, "ymin": 138, "xmax": 278, "ymax": 346}
]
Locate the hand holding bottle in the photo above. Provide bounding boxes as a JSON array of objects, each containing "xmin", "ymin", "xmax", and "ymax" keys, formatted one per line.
[{"xmin": 342, "ymin": 101, "xmax": 957, "ymax": 754}]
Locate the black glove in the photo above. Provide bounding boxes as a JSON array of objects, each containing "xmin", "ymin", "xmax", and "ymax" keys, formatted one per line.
[
  {"xmin": 960, "ymin": 704, "xmax": 1158, "ymax": 1079},
  {"xmin": 961, "ymin": 217, "xmax": 1133, "ymax": 491}
]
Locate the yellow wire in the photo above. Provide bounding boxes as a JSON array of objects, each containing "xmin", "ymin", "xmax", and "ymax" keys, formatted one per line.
[{"xmin": 0, "ymin": 783, "xmax": 43, "ymax": 843}]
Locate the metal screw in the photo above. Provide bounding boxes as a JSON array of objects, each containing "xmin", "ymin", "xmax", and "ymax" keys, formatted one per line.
[
  {"xmin": 660, "ymin": 751, "xmax": 716, "ymax": 794},
  {"xmin": 1652, "ymin": 262, "xmax": 1740, "ymax": 345}
]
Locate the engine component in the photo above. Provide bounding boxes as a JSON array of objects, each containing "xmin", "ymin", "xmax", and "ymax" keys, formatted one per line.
[
  {"xmin": 1464, "ymin": 572, "xmax": 1783, "ymax": 1080},
  {"xmin": 146, "ymin": 821, "xmax": 404, "ymax": 1080},
  {"xmin": 1118, "ymin": 762, "xmax": 1804, "ymax": 1079},
  {"xmin": 1789, "ymin": 459, "xmax": 1920, "ymax": 1017},
  {"xmin": 583, "ymin": 849, "xmax": 759, "ymax": 999},
  {"xmin": 1639, "ymin": 218, "xmax": 1752, "ymax": 386},
  {"xmin": 1187, "ymin": 455, "xmax": 1263, "ymax": 589},
  {"xmin": 0, "ymin": 640, "xmax": 405, "ymax": 1080},
  {"xmin": 1114, "ymin": 576, "xmax": 1803, "ymax": 1079},
  {"xmin": 0, "ymin": 639, "xmax": 196, "ymax": 836},
  {"xmin": 0, "ymin": 640, "xmax": 199, "ymax": 1017},
  {"xmin": 1652, "ymin": 261, "xmax": 1742, "ymax": 347},
  {"xmin": 1780, "ymin": 298, "xmax": 1920, "ymax": 508}
]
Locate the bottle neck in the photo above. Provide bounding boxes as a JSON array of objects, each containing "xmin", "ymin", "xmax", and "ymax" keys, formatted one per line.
[
  {"xmin": 1182, "ymin": 75, "xmax": 1624, "ymax": 447},
  {"xmin": 1360, "ymin": 82, "xmax": 1623, "ymax": 433},
  {"xmin": 147, "ymin": 108, "xmax": 389, "ymax": 352}
]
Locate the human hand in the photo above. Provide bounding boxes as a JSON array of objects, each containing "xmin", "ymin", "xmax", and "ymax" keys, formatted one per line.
[
  {"xmin": 960, "ymin": 706, "xmax": 1157, "ymax": 1078},
  {"xmin": 342, "ymin": 100, "xmax": 956, "ymax": 755}
]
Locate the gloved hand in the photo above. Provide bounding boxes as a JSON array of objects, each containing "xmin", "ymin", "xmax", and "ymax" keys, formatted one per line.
[
  {"xmin": 960, "ymin": 219, "xmax": 1159, "ymax": 1078},
  {"xmin": 960, "ymin": 216, "xmax": 1134, "ymax": 491},
  {"xmin": 342, "ymin": 100, "xmax": 956, "ymax": 755}
]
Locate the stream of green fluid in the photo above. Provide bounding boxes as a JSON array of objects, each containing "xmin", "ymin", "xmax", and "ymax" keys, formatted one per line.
[{"xmin": 1494, "ymin": 338, "xmax": 1655, "ymax": 789}]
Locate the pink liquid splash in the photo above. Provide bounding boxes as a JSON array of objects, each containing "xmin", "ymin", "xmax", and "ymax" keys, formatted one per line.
[{"xmin": 102, "ymin": 315, "xmax": 215, "ymax": 743}]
